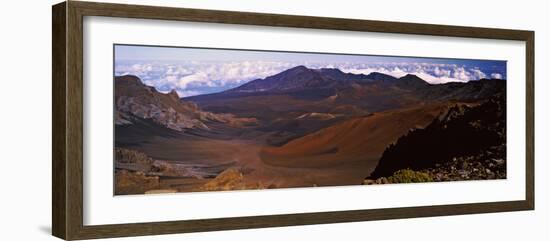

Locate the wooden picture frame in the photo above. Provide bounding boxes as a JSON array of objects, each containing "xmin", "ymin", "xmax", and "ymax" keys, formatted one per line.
[{"xmin": 52, "ymin": 1, "xmax": 534, "ymax": 240}]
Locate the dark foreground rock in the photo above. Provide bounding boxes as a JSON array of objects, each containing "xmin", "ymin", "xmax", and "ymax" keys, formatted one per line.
[
  {"xmin": 423, "ymin": 145, "xmax": 506, "ymax": 181},
  {"xmin": 365, "ymin": 94, "xmax": 506, "ymax": 184}
]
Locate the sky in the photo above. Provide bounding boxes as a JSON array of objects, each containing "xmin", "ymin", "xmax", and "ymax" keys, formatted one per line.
[{"xmin": 114, "ymin": 44, "xmax": 507, "ymax": 97}]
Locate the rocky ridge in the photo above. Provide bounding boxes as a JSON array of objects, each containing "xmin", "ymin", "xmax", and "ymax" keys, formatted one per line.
[
  {"xmin": 365, "ymin": 94, "xmax": 506, "ymax": 184},
  {"xmin": 115, "ymin": 75, "xmax": 257, "ymax": 131}
]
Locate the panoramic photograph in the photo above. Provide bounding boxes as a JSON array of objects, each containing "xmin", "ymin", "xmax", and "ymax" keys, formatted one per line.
[{"xmin": 113, "ymin": 44, "xmax": 507, "ymax": 195}]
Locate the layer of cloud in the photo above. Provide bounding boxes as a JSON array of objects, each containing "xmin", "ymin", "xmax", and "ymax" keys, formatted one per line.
[
  {"xmin": 491, "ymin": 73, "xmax": 503, "ymax": 79},
  {"xmin": 115, "ymin": 60, "xmax": 505, "ymax": 97}
]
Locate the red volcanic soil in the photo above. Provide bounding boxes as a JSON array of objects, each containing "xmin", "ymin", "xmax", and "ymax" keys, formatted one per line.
[
  {"xmin": 115, "ymin": 72, "xmax": 504, "ymax": 193},
  {"xmin": 260, "ymin": 103, "xmax": 461, "ymax": 181},
  {"xmin": 117, "ymin": 102, "xmax": 472, "ymax": 191}
]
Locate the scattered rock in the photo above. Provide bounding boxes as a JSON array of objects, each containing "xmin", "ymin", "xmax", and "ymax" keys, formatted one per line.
[
  {"xmin": 115, "ymin": 170, "xmax": 159, "ymax": 195},
  {"xmin": 363, "ymin": 179, "xmax": 376, "ymax": 185},
  {"xmin": 365, "ymin": 143, "xmax": 506, "ymax": 184},
  {"xmin": 375, "ymin": 177, "xmax": 389, "ymax": 184},
  {"xmin": 201, "ymin": 168, "xmax": 266, "ymax": 191}
]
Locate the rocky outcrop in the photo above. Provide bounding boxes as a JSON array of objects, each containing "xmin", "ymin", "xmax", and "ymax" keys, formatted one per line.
[
  {"xmin": 423, "ymin": 144, "xmax": 506, "ymax": 181},
  {"xmin": 367, "ymin": 94, "xmax": 506, "ymax": 182},
  {"xmin": 363, "ymin": 145, "xmax": 505, "ymax": 185},
  {"xmin": 115, "ymin": 147, "xmax": 212, "ymax": 178},
  {"xmin": 115, "ymin": 147, "xmax": 153, "ymax": 164},
  {"xmin": 115, "ymin": 170, "xmax": 160, "ymax": 195},
  {"xmin": 116, "ymin": 95, "xmax": 209, "ymax": 131},
  {"xmin": 115, "ymin": 75, "xmax": 257, "ymax": 131},
  {"xmin": 148, "ymin": 160, "xmax": 198, "ymax": 178},
  {"xmin": 201, "ymin": 168, "xmax": 265, "ymax": 191},
  {"xmin": 115, "ymin": 147, "xmax": 154, "ymax": 172}
]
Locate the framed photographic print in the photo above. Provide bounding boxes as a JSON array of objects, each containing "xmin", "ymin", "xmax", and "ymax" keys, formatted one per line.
[{"xmin": 52, "ymin": 1, "xmax": 534, "ymax": 240}]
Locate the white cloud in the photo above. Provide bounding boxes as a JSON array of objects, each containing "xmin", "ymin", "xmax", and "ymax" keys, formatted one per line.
[
  {"xmin": 470, "ymin": 68, "xmax": 487, "ymax": 80},
  {"xmin": 177, "ymin": 72, "xmax": 210, "ymax": 89},
  {"xmin": 388, "ymin": 67, "xmax": 408, "ymax": 78},
  {"xmin": 157, "ymin": 89, "xmax": 202, "ymax": 98},
  {"xmin": 115, "ymin": 60, "xmax": 499, "ymax": 96},
  {"xmin": 339, "ymin": 65, "xmax": 468, "ymax": 84},
  {"xmin": 491, "ymin": 73, "xmax": 503, "ymax": 79},
  {"xmin": 176, "ymin": 90, "xmax": 203, "ymax": 97},
  {"xmin": 434, "ymin": 66, "xmax": 451, "ymax": 77},
  {"xmin": 452, "ymin": 67, "xmax": 472, "ymax": 81},
  {"xmin": 340, "ymin": 67, "xmax": 387, "ymax": 75},
  {"xmin": 410, "ymin": 72, "xmax": 467, "ymax": 84}
]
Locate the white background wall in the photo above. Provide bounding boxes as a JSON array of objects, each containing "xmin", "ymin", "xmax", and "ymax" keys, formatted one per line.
[{"xmin": 0, "ymin": 0, "xmax": 547, "ymax": 240}]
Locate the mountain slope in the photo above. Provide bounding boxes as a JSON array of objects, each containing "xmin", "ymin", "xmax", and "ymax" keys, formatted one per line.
[
  {"xmin": 228, "ymin": 65, "xmax": 390, "ymax": 94},
  {"xmin": 259, "ymin": 102, "xmax": 460, "ymax": 169},
  {"xmin": 368, "ymin": 94, "xmax": 506, "ymax": 178},
  {"xmin": 396, "ymin": 74, "xmax": 430, "ymax": 89},
  {"xmin": 115, "ymin": 75, "xmax": 256, "ymax": 132},
  {"xmin": 186, "ymin": 66, "xmax": 399, "ymax": 103},
  {"xmin": 230, "ymin": 65, "xmax": 328, "ymax": 93},
  {"xmin": 184, "ymin": 66, "xmax": 505, "ymax": 120}
]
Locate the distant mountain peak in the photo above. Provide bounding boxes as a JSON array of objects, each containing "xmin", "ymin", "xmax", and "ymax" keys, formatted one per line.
[
  {"xmin": 397, "ymin": 74, "xmax": 429, "ymax": 88},
  {"xmin": 282, "ymin": 65, "xmax": 311, "ymax": 74},
  {"xmin": 318, "ymin": 68, "xmax": 344, "ymax": 74},
  {"xmin": 401, "ymin": 73, "xmax": 422, "ymax": 79},
  {"xmin": 224, "ymin": 66, "xmax": 437, "ymax": 95},
  {"xmin": 290, "ymin": 65, "xmax": 309, "ymax": 70},
  {"xmin": 227, "ymin": 65, "xmax": 323, "ymax": 93},
  {"xmin": 365, "ymin": 72, "xmax": 397, "ymax": 81}
]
